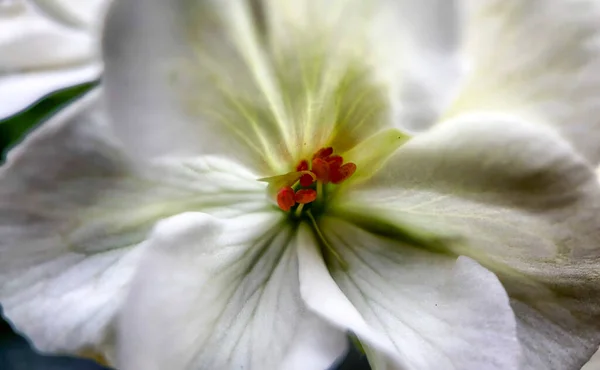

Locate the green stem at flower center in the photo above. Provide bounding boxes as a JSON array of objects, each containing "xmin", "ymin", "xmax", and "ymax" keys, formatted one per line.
[{"xmin": 294, "ymin": 203, "xmax": 305, "ymax": 218}]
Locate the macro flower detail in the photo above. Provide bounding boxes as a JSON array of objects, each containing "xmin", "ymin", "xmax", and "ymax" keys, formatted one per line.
[
  {"xmin": 0, "ymin": 0, "xmax": 111, "ymax": 119},
  {"xmin": 2, "ymin": 1, "xmax": 600, "ymax": 370},
  {"xmin": 265, "ymin": 146, "xmax": 356, "ymax": 213}
]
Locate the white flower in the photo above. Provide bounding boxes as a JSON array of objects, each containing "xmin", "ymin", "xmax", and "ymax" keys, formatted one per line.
[
  {"xmin": 0, "ymin": 0, "xmax": 111, "ymax": 119},
  {"xmin": 2, "ymin": 1, "xmax": 600, "ymax": 370}
]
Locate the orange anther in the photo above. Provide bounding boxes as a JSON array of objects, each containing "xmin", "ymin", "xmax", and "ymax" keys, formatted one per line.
[
  {"xmin": 295, "ymin": 189, "xmax": 317, "ymax": 204},
  {"xmin": 312, "ymin": 158, "xmax": 330, "ymax": 183},
  {"xmin": 299, "ymin": 173, "xmax": 314, "ymax": 187},
  {"xmin": 296, "ymin": 160, "xmax": 309, "ymax": 172},
  {"xmin": 331, "ymin": 162, "xmax": 357, "ymax": 184},
  {"xmin": 313, "ymin": 147, "xmax": 333, "ymax": 160},
  {"xmin": 326, "ymin": 155, "xmax": 343, "ymax": 168},
  {"xmin": 277, "ymin": 186, "xmax": 296, "ymax": 211}
]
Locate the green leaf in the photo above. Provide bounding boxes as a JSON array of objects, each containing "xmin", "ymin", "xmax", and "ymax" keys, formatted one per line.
[{"xmin": 0, "ymin": 81, "xmax": 98, "ymax": 160}]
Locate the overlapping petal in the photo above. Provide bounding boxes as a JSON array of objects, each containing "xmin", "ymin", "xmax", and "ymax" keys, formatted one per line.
[
  {"xmin": 583, "ymin": 351, "xmax": 600, "ymax": 369},
  {"xmin": 333, "ymin": 114, "xmax": 600, "ymax": 369},
  {"xmin": 392, "ymin": 0, "xmax": 465, "ymax": 132},
  {"xmin": 4, "ymin": 1, "xmax": 600, "ymax": 370},
  {"xmin": 102, "ymin": 0, "xmax": 465, "ymax": 174},
  {"xmin": 0, "ymin": 90, "xmax": 266, "ymax": 360},
  {"xmin": 0, "ymin": 65, "xmax": 101, "ymax": 119},
  {"xmin": 0, "ymin": 0, "xmax": 109, "ymax": 118},
  {"xmin": 103, "ymin": 0, "xmax": 388, "ymax": 173},
  {"xmin": 31, "ymin": 0, "xmax": 110, "ymax": 29},
  {"xmin": 117, "ymin": 212, "xmax": 347, "ymax": 370},
  {"xmin": 444, "ymin": 0, "xmax": 600, "ymax": 165},
  {"xmin": 297, "ymin": 222, "xmax": 519, "ymax": 370}
]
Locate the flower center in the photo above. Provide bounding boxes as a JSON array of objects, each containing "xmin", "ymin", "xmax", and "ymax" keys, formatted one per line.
[
  {"xmin": 261, "ymin": 146, "xmax": 357, "ymax": 218},
  {"xmin": 257, "ymin": 146, "xmax": 356, "ymax": 269}
]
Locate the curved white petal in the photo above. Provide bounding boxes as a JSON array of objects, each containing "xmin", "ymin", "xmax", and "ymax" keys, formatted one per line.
[
  {"xmin": 445, "ymin": 0, "xmax": 600, "ymax": 165},
  {"xmin": 117, "ymin": 212, "xmax": 347, "ymax": 370},
  {"xmin": 102, "ymin": 0, "xmax": 419, "ymax": 173},
  {"xmin": 0, "ymin": 4, "xmax": 95, "ymax": 71},
  {"xmin": 0, "ymin": 90, "xmax": 139, "ymax": 359},
  {"xmin": 0, "ymin": 64, "xmax": 101, "ymax": 118},
  {"xmin": 297, "ymin": 221, "xmax": 519, "ymax": 370},
  {"xmin": 0, "ymin": 89, "xmax": 266, "ymax": 360},
  {"xmin": 31, "ymin": 0, "xmax": 112, "ymax": 29},
  {"xmin": 335, "ymin": 114, "xmax": 600, "ymax": 369},
  {"xmin": 0, "ymin": 0, "xmax": 105, "ymax": 119},
  {"xmin": 393, "ymin": 0, "xmax": 465, "ymax": 132},
  {"xmin": 583, "ymin": 350, "xmax": 600, "ymax": 369}
]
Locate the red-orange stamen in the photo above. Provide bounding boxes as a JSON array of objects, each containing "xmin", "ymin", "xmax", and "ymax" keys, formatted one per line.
[
  {"xmin": 331, "ymin": 162, "xmax": 357, "ymax": 184},
  {"xmin": 312, "ymin": 157, "xmax": 330, "ymax": 183},
  {"xmin": 295, "ymin": 189, "xmax": 317, "ymax": 204},
  {"xmin": 313, "ymin": 147, "xmax": 333, "ymax": 160},
  {"xmin": 326, "ymin": 155, "xmax": 343, "ymax": 168},
  {"xmin": 296, "ymin": 160, "xmax": 309, "ymax": 172},
  {"xmin": 299, "ymin": 173, "xmax": 314, "ymax": 187},
  {"xmin": 272, "ymin": 147, "xmax": 357, "ymax": 212},
  {"xmin": 277, "ymin": 186, "xmax": 296, "ymax": 211}
]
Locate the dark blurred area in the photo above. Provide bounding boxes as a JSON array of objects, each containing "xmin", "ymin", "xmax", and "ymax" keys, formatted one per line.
[
  {"xmin": 0, "ymin": 309, "xmax": 369, "ymax": 370},
  {"xmin": 0, "ymin": 308, "xmax": 110, "ymax": 370}
]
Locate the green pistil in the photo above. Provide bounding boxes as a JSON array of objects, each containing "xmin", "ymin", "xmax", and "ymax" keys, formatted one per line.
[
  {"xmin": 316, "ymin": 182, "xmax": 324, "ymax": 206},
  {"xmin": 294, "ymin": 203, "xmax": 305, "ymax": 218},
  {"xmin": 288, "ymin": 180, "xmax": 328, "ymax": 219}
]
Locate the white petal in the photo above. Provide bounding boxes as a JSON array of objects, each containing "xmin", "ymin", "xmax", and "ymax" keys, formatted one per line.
[
  {"xmin": 0, "ymin": 89, "xmax": 266, "ymax": 359},
  {"xmin": 0, "ymin": 4, "xmax": 95, "ymax": 71},
  {"xmin": 117, "ymin": 212, "xmax": 347, "ymax": 370},
  {"xmin": 103, "ymin": 0, "xmax": 282, "ymax": 171},
  {"xmin": 0, "ymin": 1, "xmax": 101, "ymax": 118},
  {"xmin": 297, "ymin": 220, "xmax": 519, "ymax": 370},
  {"xmin": 0, "ymin": 64, "xmax": 101, "ymax": 118},
  {"xmin": 0, "ymin": 89, "xmax": 139, "ymax": 359},
  {"xmin": 335, "ymin": 114, "xmax": 600, "ymax": 369},
  {"xmin": 295, "ymin": 223, "xmax": 400, "ymax": 363},
  {"xmin": 31, "ymin": 0, "xmax": 112, "ymax": 29},
  {"xmin": 393, "ymin": 0, "xmax": 465, "ymax": 132},
  {"xmin": 445, "ymin": 0, "xmax": 600, "ymax": 165},
  {"xmin": 583, "ymin": 350, "xmax": 600, "ymax": 369},
  {"xmin": 102, "ymin": 0, "xmax": 405, "ymax": 173}
]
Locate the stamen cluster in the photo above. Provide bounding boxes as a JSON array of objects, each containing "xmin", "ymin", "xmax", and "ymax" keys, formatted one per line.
[{"xmin": 276, "ymin": 147, "xmax": 356, "ymax": 212}]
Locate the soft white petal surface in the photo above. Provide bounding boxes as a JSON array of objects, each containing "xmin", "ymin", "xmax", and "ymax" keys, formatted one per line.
[
  {"xmin": 31, "ymin": 0, "xmax": 111, "ymax": 29},
  {"xmin": 445, "ymin": 0, "xmax": 600, "ymax": 165},
  {"xmin": 0, "ymin": 3, "xmax": 94, "ymax": 71},
  {"xmin": 118, "ymin": 212, "xmax": 347, "ymax": 370},
  {"xmin": 0, "ymin": 64, "xmax": 101, "ymax": 119},
  {"xmin": 583, "ymin": 350, "xmax": 600, "ymax": 369},
  {"xmin": 335, "ymin": 114, "xmax": 600, "ymax": 369},
  {"xmin": 297, "ymin": 222, "xmax": 519, "ymax": 370},
  {"xmin": 102, "ymin": 0, "xmax": 407, "ymax": 173},
  {"xmin": 0, "ymin": 0, "xmax": 104, "ymax": 118},
  {"xmin": 102, "ymin": 0, "xmax": 465, "ymax": 173},
  {"xmin": 0, "ymin": 90, "xmax": 266, "ymax": 358},
  {"xmin": 393, "ymin": 0, "xmax": 465, "ymax": 132},
  {"xmin": 0, "ymin": 90, "xmax": 138, "ymax": 358}
]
